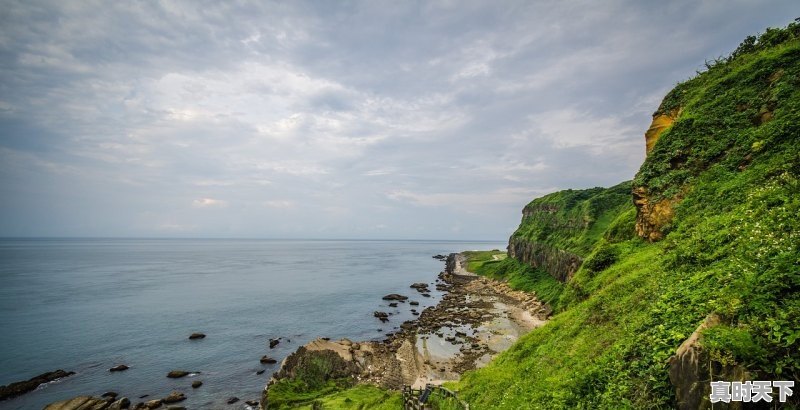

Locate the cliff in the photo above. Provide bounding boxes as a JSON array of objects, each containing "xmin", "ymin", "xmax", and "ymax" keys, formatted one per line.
[
  {"xmin": 508, "ymin": 182, "xmax": 634, "ymax": 282},
  {"xmin": 455, "ymin": 22, "xmax": 800, "ymax": 408}
]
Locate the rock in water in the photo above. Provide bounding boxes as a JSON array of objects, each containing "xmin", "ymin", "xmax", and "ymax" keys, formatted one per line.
[
  {"xmin": 269, "ymin": 338, "xmax": 280, "ymax": 349},
  {"xmin": 109, "ymin": 364, "xmax": 129, "ymax": 372},
  {"xmin": 227, "ymin": 397, "xmax": 239, "ymax": 404},
  {"xmin": 260, "ymin": 356, "xmax": 277, "ymax": 364},
  {"xmin": 188, "ymin": 333, "xmax": 206, "ymax": 340},
  {"xmin": 1, "ymin": 369, "xmax": 76, "ymax": 400},
  {"xmin": 191, "ymin": 380, "xmax": 202, "ymax": 388},
  {"xmin": 144, "ymin": 398, "xmax": 163, "ymax": 408},
  {"xmin": 381, "ymin": 294, "xmax": 408, "ymax": 301},
  {"xmin": 162, "ymin": 391, "xmax": 186, "ymax": 404},
  {"xmin": 166, "ymin": 371, "xmax": 191, "ymax": 378}
]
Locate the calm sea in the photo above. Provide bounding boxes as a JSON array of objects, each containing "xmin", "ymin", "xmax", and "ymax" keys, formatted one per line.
[{"xmin": 0, "ymin": 238, "xmax": 504, "ymax": 409}]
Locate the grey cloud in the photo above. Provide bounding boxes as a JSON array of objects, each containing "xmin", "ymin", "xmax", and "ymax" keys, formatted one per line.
[{"xmin": 0, "ymin": 0, "xmax": 797, "ymax": 238}]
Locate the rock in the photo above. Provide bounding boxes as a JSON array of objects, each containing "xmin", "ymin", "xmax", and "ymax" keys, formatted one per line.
[
  {"xmin": 43, "ymin": 396, "xmax": 98, "ymax": 410},
  {"xmin": 260, "ymin": 356, "xmax": 277, "ymax": 364},
  {"xmin": 421, "ymin": 293, "xmax": 431, "ymax": 297},
  {"xmin": 226, "ymin": 397, "xmax": 239, "ymax": 404},
  {"xmin": 373, "ymin": 311, "xmax": 389, "ymax": 322},
  {"xmin": 102, "ymin": 392, "xmax": 119, "ymax": 398},
  {"xmin": 109, "ymin": 365, "xmax": 129, "ymax": 372},
  {"xmin": 668, "ymin": 314, "xmax": 749, "ymax": 410},
  {"xmin": 113, "ymin": 397, "xmax": 131, "ymax": 409},
  {"xmin": 162, "ymin": 392, "xmax": 185, "ymax": 404},
  {"xmin": 633, "ymin": 185, "xmax": 678, "ymax": 242},
  {"xmin": 269, "ymin": 338, "xmax": 280, "ymax": 349},
  {"xmin": 388, "ymin": 302, "xmax": 398, "ymax": 307},
  {"xmin": 256, "ymin": 370, "xmax": 265, "ymax": 375},
  {"xmin": 166, "ymin": 407, "xmax": 185, "ymax": 410},
  {"xmin": 166, "ymin": 371, "xmax": 192, "ymax": 378},
  {"xmin": 432, "ymin": 254, "xmax": 447, "ymax": 260},
  {"xmin": 191, "ymin": 380, "xmax": 202, "ymax": 388},
  {"xmin": 381, "ymin": 294, "xmax": 408, "ymax": 301},
  {"xmin": 188, "ymin": 333, "xmax": 205, "ymax": 340},
  {"xmin": 1, "ymin": 369, "xmax": 76, "ymax": 400},
  {"xmin": 409, "ymin": 301, "xmax": 419, "ymax": 306},
  {"xmin": 245, "ymin": 400, "xmax": 259, "ymax": 406},
  {"xmin": 410, "ymin": 283, "xmax": 429, "ymax": 291},
  {"xmin": 144, "ymin": 399, "xmax": 163, "ymax": 409}
]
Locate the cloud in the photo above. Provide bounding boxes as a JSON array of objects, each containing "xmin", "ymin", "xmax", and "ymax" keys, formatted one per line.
[
  {"xmin": 0, "ymin": 0, "xmax": 796, "ymax": 238},
  {"xmin": 192, "ymin": 198, "xmax": 228, "ymax": 208}
]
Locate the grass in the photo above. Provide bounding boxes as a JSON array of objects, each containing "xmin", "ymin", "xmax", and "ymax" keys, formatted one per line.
[
  {"xmin": 450, "ymin": 23, "xmax": 800, "ymax": 408},
  {"xmin": 290, "ymin": 385, "xmax": 401, "ymax": 410}
]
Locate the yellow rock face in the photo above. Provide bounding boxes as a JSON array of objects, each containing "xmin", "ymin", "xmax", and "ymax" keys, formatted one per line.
[{"xmin": 644, "ymin": 113, "xmax": 676, "ymax": 154}]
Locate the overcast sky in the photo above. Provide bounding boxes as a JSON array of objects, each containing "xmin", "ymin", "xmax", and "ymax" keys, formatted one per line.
[{"xmin": 0, "ymin": 1, "xmax": 796, "ymax": 240}]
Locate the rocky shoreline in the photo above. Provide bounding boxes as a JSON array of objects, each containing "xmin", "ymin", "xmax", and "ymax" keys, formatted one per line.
[{"xmin": 262, "ymin": 252, "xmax": 550, "ymax": 407}]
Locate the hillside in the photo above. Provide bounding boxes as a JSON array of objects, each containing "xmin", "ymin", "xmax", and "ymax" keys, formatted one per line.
[
  {"xmin": 454, "ymin": 22, "xmax": 800, "ymax": 409},
  {"xmin": 259, "ymin": 23, "xmax": 800, "ymax": 409}
]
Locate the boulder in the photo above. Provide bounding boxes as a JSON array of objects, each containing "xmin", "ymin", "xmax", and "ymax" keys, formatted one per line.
[
  {"xmin": 668, "ymin": 314, "xmax": 749, "ymax": 410},
  {"xmin": 188, "ymin": 333, "xmax": 205, "ymax": 340},
  {"xmin": 144, "ymin": 399, "xmax": 163, "ymax": 409},
  {"xmin": 260, "ymin": 356, "xmax": 277, "ymax": 364},
  {"xmin": 381, "ymin": 294, "xmax": 408, "ymax": 301},
  {"xmin": 191, "ymin": 380, "xmax": 202, "ymax": 388},
  {"xmin": 226, "ymin": 397, "xmax": 239, "ymax": 404},
  {"xmin": 1, "ymin": 369, "xmax": 76, "ymax": 400},
  {"xmin": 269, "ymin": 338, "xmax": 280, "ymax": 349},
  {"xmin": 162, "ymin": 392, "xmax": 185, "ymax": 404},
  {"xmin": 166, "ymin": 371, "xmax": 192, "ymax": 379}
]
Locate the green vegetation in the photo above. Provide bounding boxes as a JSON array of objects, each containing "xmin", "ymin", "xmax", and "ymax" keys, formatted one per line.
[
  {"xmin": 281, "ymin": 385, "xmax": 402, "ymax": 410},
  {"xmin": 452, "ymin": 22, "xmax": 800, "ymax": 408},
  {"xmin": 511, "ymin": 181, "xmax": 634, "ymax": 257}
]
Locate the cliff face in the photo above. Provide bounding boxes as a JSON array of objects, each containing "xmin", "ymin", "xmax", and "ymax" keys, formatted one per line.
[{"xmin": 507, "ymin": 181, "xmax": 634, "ymax": 282}]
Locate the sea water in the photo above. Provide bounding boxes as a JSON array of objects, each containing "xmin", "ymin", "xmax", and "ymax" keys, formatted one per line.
[{"xmin": 0, "ymin": 238, "xmax": 504, "ymax": 409}]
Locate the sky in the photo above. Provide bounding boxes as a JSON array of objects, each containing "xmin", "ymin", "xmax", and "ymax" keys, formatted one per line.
[{"xmin": 0, "ymin": 1, "xmax": 797, "ymax": 240}]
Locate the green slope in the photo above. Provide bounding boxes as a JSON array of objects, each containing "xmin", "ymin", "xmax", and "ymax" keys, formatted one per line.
[{"xmin": 454, "ymin": 22, "xmax": 800, "ymax": 409}]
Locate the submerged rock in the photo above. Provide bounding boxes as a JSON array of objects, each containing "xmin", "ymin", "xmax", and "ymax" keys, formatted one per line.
[
  {"xmin": 109, "ymin": 365, "xmax": 129, "ymax": 372},
  {"xmin": 260, "ymin": 356, "xmax": 277, "ymax": 364},
  {"xmin": 1, "ymin": 369, "xmax": 76, "ymax": 400},
  {"xmin": 188, "ymin": 333, "xmax": 206, "ymax": 340},
  {"xmin": 226, "ymin": 397, "xmax": 239, "ymax": 404}
]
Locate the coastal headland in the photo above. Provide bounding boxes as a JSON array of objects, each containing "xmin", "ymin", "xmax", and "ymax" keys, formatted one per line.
[{"xmin": 261, "ymin": 252, "xmax": 550, "ymax": 408}]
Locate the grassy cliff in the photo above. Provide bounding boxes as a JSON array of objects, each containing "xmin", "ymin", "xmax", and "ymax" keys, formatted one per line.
[
  {"xmin": 455, "ymin": 22, "xmax": 800, "ymax": 408},
  {"xmin": 265, "ymin": 23, "xmax": 799, "ymax": 409}
]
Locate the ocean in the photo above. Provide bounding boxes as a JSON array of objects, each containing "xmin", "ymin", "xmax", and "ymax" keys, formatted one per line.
[{"xmin": 0, "ymin": 238, "xmax": 505, "ymax": 409}]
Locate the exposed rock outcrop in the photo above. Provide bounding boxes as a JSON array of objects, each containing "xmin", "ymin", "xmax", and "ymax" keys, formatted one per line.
[
  {"xmin": 44, "ymin": 396, "xmax": 131, "ymax": 410},
  {"xmin": 644, "ymin": 110, "xmax": 678, "ymax": 154},
  {"xmin": 632, "ymin": 186, "xmax": 679, "ymax": 242},
  {"xmin": 507, "ymin": 237, "xmax": 581, "ymax": 282},
  {"xmin": 0, "ymin": 369, "xmax": 75, "ymax": 401},
  {"xmin": 668, "ymin": 314, "xmax": 749, "ymax": 410}
]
